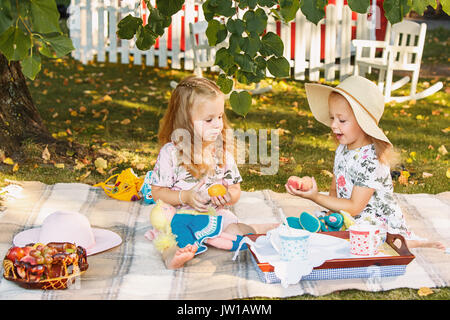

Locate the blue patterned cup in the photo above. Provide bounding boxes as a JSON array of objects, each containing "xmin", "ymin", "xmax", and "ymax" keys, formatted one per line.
[{"xmin": 276, "ymin": 226, "xmax": 310, "ymax": 261}]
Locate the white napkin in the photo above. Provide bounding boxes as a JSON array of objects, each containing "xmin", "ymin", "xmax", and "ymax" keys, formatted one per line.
[{"xmin": 233, "ymin": 229, "xmax": 351, "ymax": 288}]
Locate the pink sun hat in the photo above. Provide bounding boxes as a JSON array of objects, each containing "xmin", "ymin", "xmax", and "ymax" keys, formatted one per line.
[{"xmin": 13, "ymin": 211, "xmax": 122, "ymax": 256}]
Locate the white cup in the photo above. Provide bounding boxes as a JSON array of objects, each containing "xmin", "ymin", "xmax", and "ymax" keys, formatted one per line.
[
  {"xmin": 267, "ymin": 225, "xmax": 310, "ymax": 261},
  {"xmin": 348, "ymin": 224, "xmax": 383, "ymax": 256}
]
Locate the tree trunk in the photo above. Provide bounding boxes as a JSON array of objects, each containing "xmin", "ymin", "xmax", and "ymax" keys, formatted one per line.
[{"xmin": 0, "ymin": 53, "xmax": 86, "ymax": 161}]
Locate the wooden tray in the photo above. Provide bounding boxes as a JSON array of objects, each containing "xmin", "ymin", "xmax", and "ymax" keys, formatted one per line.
[{"xmin": 248, "ymin": 231, "xmax": 415, "ymax": 273}]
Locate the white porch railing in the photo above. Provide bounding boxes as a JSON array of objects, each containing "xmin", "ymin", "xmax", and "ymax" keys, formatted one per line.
[{"xmin": 67, "ymin": 0, "xmax": 380, "ymax": 81}]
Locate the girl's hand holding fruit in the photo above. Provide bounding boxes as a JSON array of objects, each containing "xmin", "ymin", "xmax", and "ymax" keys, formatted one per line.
[
  {"xmin": 285, "ymin": 176, "xmax": 318, "ymax": 200},
  {"xmin": 208, "ymin": 184, "xmax": 231, "ymax": 208}
]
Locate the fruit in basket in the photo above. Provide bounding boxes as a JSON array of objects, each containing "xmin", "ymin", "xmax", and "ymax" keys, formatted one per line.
[
  {"xmin": 19, "ymin": 255, "xmax": 37, "ymax": 265},
  {"xmin": 22, "ymin": 246, "xmax": 34, "ymax": 256},
  {"xmin": 208, "ymin": 184, "xmax": 227, "ymax": 197},
  {"xmin": 3, "ymin": 242, "xmax": 89, "ymax": 289},
  {"xmin": 287, "ymin": 176, "xmax": 313, "ymax": 191},
  {"xmin": 6, "ymin": 247, "xmax": 25, "ymax": 262}
]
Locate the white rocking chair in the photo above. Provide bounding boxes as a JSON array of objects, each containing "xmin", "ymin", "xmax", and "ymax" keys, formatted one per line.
[
  {"xmin": 171, "ymin": 20, "xmax": 272, "ymax": 95},
  {"xmin": 352, "ymin": 20, "xmax": 443, "ymax": 103}
]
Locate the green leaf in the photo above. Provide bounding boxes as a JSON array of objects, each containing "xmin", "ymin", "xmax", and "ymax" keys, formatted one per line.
[
  {"xmin": 226, "ymin": 19, "xmax": 245, "ymax": 35},
  {"xmin": 347, "ymin": 0, "xmax": 370, "ymax": 14},
  {"xmin": 233, "ymin": 52, "xmax": 255, "ymax": 73},
  {"xmin": 217, "ymin": 74, "xmax": 233, "ymax": 94},
  {"xmin": 229, "ymin": 33, "xmax": 242, "ymax": 52},
  {"xmin": 215, "ymin": 0, "xmax": 236, "ymax": 17},
  {"xmin": 117, "ymin": 14, "xmax": 142, "ymax": 40},
  {"xmin": 206, "ymin": 19, "xmax": 228, "ymax": 46},
  {"xmin": 260, "ymin": 31, "xmax": 284, "ymax": 57},
  {"xmin": 383, "ymin": 0, "xmax": 410, "ymax": 25},
  {"xmin": 156, "ymin": 0, "xmax": 184, "ymax": 17},
  {"xmin": 279, "ymin": 0, "xmax": 301, "ymax": 22},
  {"xmin": 254, "ymin": 55, "xmax": 267, "ymax": 70},
  {"xmin": 241, "ymin": 34, "xmax": 261, "ymax": 57},
  {"xmin": 215, "ymin": 47, "xmax": 235, "ymax": 72},
  {"xmin": 243, "ymin": 8, "xmax": 268, "ymax": 34},
  {"xmin": 409, "ymin": 0, "xmax": 437, "ymax": 15},
  {"xmin": 39, "ymin": 34, "xmax": 74, "ymax": 58},
  {"xmin": 202, "ymin": 0, "xmax": 215, "ymax": 21},
  {"xmin": 0, "ymin": 26, "xmax": 31, "ymax": 61},
  {"xmin": 147, "ymin": 7, "xmax": 172, "ymax": 36},
  {"xmin": 135, "ymin": 24, "xmax": 157, "ymax": 50},
  {"xmin": 441, "ymin": 0, "xmax": 450, "ymax": 15},
  {"xmin": 21, "ymin": 53, "xmax": 41, "ymax": 80},
  {"xmin": 30, "ymin": 0, "xmax": 61, "ymax": 34},
  {"xmin": 267, "ymin": 56, "xmax": 290, "ymax": 77},
  {"xmin": 239, "ymin": 0, "xmax": 258, "ymax": 9},
  {"xmin": 0, "ymin": 0, "xmax": 13, "ymax": 34},
  {"xmin": 257, "ymin": 0, "xmax": 278, "ymax": 7},
  {"xmin": 300, "ymin": 0, "xmax": 327, "ymax": 25},
  {"xmin": 230, "ymin": 91, "xmax": 252, "ymax": 117},
  {"xmin": 236, "ymin": 70, "xmax": 250, "ymax": 84}
]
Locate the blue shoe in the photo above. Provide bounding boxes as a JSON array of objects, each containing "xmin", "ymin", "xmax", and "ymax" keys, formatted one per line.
[
  {"xmin": 299, "ymin": 211, "xmax": 321, "ymax": 233},
  {"xmin": 230, "ymin": 235, "xmax": 248, "ymax": 251},
  {"xmin": 286, "ymin": 216, "xmax": 302, "ymax": 229}
]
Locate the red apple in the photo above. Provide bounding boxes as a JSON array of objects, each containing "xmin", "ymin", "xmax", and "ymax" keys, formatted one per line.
[
  {"xmin": 22, "ymin": 246, "xmax": 34, "ymax": 256},
  {"xmin": 20, "ymin": 255, "xmax": 37, "ymax": 265},
  {"xmin": 299, "ymin": 176, "xmax": 313, "ymax": 191},
  {"xmin": 6, "ymin": 247, "xmax": 25, "ymax": 262},
  {"xmin": 287, "ymin": 176, "xmax": 302, "ymax": 190},
  {"xmin": 287, "ymin": 176, "xmax": 313, "ymax": 191}
]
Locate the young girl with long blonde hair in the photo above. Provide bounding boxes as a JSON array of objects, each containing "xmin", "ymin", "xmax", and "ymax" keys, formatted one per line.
[{"xmin": 149, "ymin": 76, "xmax": 274, "ymax": 267}]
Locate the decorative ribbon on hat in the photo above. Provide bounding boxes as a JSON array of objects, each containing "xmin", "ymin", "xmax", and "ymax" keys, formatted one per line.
[{"xmin": 334, "ymin": 87, "xmax": 379, "ymax": 125}]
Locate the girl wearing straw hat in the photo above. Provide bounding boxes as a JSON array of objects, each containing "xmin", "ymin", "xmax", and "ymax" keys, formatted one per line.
[{"xmin": 286, "ymin": 75, "xmax": 444, "ymax": 250}]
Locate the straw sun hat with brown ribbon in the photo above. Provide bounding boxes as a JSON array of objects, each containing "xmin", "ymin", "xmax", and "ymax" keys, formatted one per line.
[{"xmin": 305, "ymin": 75, "xmax": 391, "ymax": 146}]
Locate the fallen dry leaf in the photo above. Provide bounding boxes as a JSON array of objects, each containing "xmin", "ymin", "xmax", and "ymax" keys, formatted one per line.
[
  {"xmin": 121, "ymin": 118, "xmax": 131, "ymax": 125},
  {"xmin": 78, "ymin": 170, "xmax": 91, "ymax": 181},
  {"xmin": 42, "ymin": 146, "xmax": 51, "ymax": 161},
  {"xmin": 417, "ymin": 287, "xmax": 434, "ymax": 297},
  {"xmin": 321, "ymin": 170, "xmax": 333, "ymax": 178},
  {"xmin": 422, "ymin": 172, "xmax": 433, "ymax": 178},
  {"xmin": 3, "ymin": 157, "xmax": 14, "ymax": 165},
  {"xmin": 135, "ymin": 163, "xmax": 146, "ymax": 170},
  {"xmin": 438, "ymin": 145, "xmax": 448, "ymax": 156},
  {"xmin": 248, "ymin": 168, "xmax": 263, "ymax": 176},
  {"xmin": 74, "ymin": 160, "xmax": 86, "ymax": 171},
  {"xmin": 94, "ymin": 157, "xmax": 108, "ymax": 170}
]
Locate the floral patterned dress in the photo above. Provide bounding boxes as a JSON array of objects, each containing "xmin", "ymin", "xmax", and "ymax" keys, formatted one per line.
[
  {"xmin": 149, "ymin": 142, "xmax": 243, "ymax": 227},
  {"xmin": 333, "ymin": 143, "xmax": 412, "ymax": 238}
]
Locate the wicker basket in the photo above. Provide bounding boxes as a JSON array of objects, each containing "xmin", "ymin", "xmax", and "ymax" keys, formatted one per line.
[{"xmin": 3, "ymin": 242, "xmax": 89, "ymax": 290}]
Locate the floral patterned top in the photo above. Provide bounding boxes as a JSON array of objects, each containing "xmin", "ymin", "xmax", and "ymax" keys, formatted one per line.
[
  {"xmin": 333, "ymin": 143, "xmax": 411, "ymax": 238},
  {"xmin": 149, "ymin": 142, "xmax": 243, "ymax": 209}
]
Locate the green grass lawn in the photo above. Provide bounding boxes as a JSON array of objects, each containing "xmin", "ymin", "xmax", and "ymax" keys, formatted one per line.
[{"xmin": 0, "ymin": 27, "xmax": 448, "ymax": 300}]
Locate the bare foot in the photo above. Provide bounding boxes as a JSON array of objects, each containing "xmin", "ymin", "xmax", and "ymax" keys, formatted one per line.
[
  {"xmin": 167, "ymin": 244, "xmax": 198, "ymax": 269},
  {"xmin": 406, "ymin": 239, "xmax": 446, "ymax": 250}
]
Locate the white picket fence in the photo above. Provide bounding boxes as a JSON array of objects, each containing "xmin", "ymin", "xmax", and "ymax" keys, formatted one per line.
[{"xmin": 67, "ymin": 0, "xmax": 381, "ymax": 81}]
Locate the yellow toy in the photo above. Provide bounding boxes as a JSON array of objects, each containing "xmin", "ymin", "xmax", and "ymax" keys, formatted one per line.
[
  {"xmin": 94, "ymin": 168, "xmax": 144, "ymax": 201},
  {"xmin": 339, "ymin": 210, "xmax": 356, "ymax": 230}
]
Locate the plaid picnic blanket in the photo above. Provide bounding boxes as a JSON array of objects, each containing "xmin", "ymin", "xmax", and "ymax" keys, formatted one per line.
[{"xmin": 0, "ymin": 181, "xmax": 448, "ymax": 299}]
